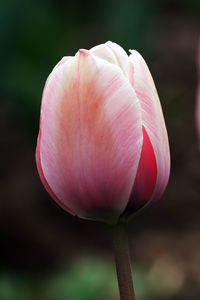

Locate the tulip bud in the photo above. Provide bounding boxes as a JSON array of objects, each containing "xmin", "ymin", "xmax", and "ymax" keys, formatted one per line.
[{"xmin": 36, "ymin": 42, "xmax": 170, "ymax": 224}]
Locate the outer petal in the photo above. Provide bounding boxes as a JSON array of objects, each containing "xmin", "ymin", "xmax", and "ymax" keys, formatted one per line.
[
  {"xmin": 36, "ymin": 131, "xmax": 75, "ymax": 215},
  {"xmin": 128, "ymin": 50, "xmax": 170, "ymax": 206},
  {"xmin": 53, "ymin": 56, "xmax": 73, "ymax": 71},
  {"xmin": 90, "ymin": 41, "xmax": 130, "ymax": 78},
  {"xmin": 37, "ymin": 50, "xmax": 142, "ymax": 223}
]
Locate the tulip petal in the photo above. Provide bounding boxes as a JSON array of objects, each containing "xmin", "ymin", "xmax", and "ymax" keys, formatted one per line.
[
  {"xmin": 53, "ymin": 56, "xmax": 73, "ymax": 71},
  {"xmin": 128, "ymin": 50, "xmax": 170, "ymax": 204},
  {"xmin": 36, "ymin": 131, "xmax": 75, "ymax": 215},
  {"xmin": 123, "ymin": 127, "xmax": 157, "ymax": 214},
  {"xmin": 37, "ymin": 51, "xmax": 142, "ymax": 222},
  {"xmin": 90, "ymin": 43, "xmax": 119, "ymax": 64},
  {"xmin": 90, "ymin": 41, "xmax": 130, "ymax": 78}
]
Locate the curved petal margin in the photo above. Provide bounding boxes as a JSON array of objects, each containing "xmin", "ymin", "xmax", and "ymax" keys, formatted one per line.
[{"xmin": 129, "ymin": 50, "xmax": 170, "ymax": 204}]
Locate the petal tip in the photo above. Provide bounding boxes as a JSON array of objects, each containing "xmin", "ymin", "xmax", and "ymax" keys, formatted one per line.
[{"xmin": 79, "ymin": 49, "xmax": 89, "ymax": 56}]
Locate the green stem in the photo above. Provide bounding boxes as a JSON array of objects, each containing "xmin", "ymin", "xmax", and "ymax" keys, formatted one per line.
[{"xmin": 112, "ymin": 222, "xmax": 136, "ymax": 300}]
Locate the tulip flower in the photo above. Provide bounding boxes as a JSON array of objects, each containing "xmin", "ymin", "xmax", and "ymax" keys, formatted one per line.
[
  {"xmin": 36, "ymin": 41, "xmax": 170, "ymax": 300},
  {"xmin": 36, "ymin": 41, "xmax": 170, "ymax": 223}
]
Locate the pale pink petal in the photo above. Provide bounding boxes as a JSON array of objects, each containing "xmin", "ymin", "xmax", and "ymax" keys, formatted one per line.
[
  {"xmin": 37, "ymin": 50, "xmax": 142, "ymax": 223},
  {"xmin": 90, "ymin": 43, "xmax": 119, "ymax": 64},
  {"xmin": 53, "ymin": 56, "xmax": 73, "ymax": 70},
  {"xmin": 128, "ymin": 50, "xmax": 170, "ymax": 203},
  {"xmin": 36, "ymin": 131, "xmax": 75, "ymax": 215},
  {"xmin": 105, "ymin": 41, "xmax": 130, "ymax": 78},
  {"xmin": 90, "ymin": 41, "xmax": 130, "ymax": 78}
]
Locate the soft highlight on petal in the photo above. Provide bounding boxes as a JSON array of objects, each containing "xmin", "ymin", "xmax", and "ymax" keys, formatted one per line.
[
  {"xmin": 38, "ymin": 50, "xmax": 143, "ymax": 223},
  {"xmin": 90, "ymin": 41, "xmax": 130, "ymax": 78},
  {"xmin": 129, "ymin": 50, "xmax": 170, "ymax": 202}
]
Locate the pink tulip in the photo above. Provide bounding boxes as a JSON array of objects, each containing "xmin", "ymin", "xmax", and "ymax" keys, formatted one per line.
[{"xmin": 36, "ymin": 41, "xmax": 170, "ymax": 223}]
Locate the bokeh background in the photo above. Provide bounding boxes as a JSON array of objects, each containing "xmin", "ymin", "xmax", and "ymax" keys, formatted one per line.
[{"xmin": 1, "ymin": 0, "xmax": 200, "ymax": 299}]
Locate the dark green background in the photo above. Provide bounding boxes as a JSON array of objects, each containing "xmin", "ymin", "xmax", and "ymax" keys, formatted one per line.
[{"xmin": 0, "ymin": 0, "xmax": 200, "ymax": 299}]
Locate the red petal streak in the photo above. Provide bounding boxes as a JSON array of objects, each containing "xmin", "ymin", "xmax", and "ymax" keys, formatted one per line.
[{"xmin": 125, "ymin": 127, "xmax": 157, "ymax": 214}]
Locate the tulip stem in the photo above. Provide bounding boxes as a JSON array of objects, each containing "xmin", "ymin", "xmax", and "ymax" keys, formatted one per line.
[{"xmin": 112, "ymin": 222, "xmax": 136, "ymax": 300}]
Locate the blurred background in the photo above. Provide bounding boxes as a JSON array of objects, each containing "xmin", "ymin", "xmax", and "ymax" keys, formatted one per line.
[{"xmin": 0, "ymin": 0, "xmax": 200, "ymax": 299}]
